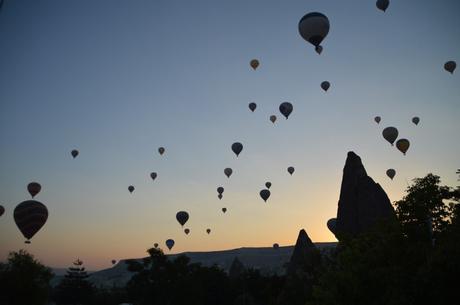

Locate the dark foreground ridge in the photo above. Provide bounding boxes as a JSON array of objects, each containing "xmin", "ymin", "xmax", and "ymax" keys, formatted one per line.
[{"xmin": 336, "ymin": 151, "xmax": 396, "ymax": 237}]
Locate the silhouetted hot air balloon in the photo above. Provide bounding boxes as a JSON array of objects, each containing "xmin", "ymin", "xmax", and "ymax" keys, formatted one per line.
[
  {"xmin": 260, "ymin": 189, "xmax": 270, "ymax": 202},
  {"xmin": 154, "ymin": 243, "xmax": 159, "ymax": 248},
  {"xmin": 206, "ymin": 228, "xmax": 211, "ymax": 234},
  {"xmin": 217, "ymin": 187, "xmax": 224, "ymax": 194},
  {"xmin": 250, "ymin": 59, "xmax": 259, "ymax": 70},
  {"xmin": 374, "ymin": 116, "xmax": 381, "ymax": 124},
  {"xmin": 279, "ymin": 102, "xmax": 293, "ymax": 119},
  {"xmin": 298, "ymin": 12, "xmax": 330, "ymax": 52},
  {"xmin": 315, "ymin": 45, "xmax": 323, "ymax": 54},
  {"xmin": 176, "ymin": 211, "xmax": 189, "ymax": 227},
  {"xmin": 112, "ymin": 260, "xmax": 116, "ymax": 265},
  {"xmin": 412, "ymin": 117, "xmax": 420, "ymax": 125},
  {"xmin": 396, "ymin": 139, "xmax": 410, "ymax": 155},
  {"xmin": 327, "ymin": 218, "xmax": 337, "ymax": 235},
  {"xmin": 382, "ymin": 127, "xmax": 398, "ymax": 145},
  {"xmin": 71, "ymin": 149, "xmax": 79, "ymax": 158},
  {"xmin": 386, "ymin": 169, "xmax": 396, "ymax": 180},
  {"xmin": 249, "ymin": 102, "xmax": 257, "ymax": 112},
  {"xmin": 444, "ymin": 61, "xmax": 456, "ymax": 74},
  {"xmin": 222, "ymin": 207, "xmax": 227, "ymax": 213},
  {"xmin": 273, "ymin": 243, "xmax": 279, "ymax": 249},
  {"xmin": 0, "ymin": 205, "xmax": 4, "ymax": 217},
  {"xmin": 321, "ymin": 81, "xmax": 330, "ymax": 92},
  {"xmin": 231, "ymin": 142, "xmax": 243, "ymax": 157},
  {"xmin": 218, "ymin": 194, "xmax": 223, "ymax": 200},
  {"xmin": 287, "ymin": 166, "xmax": 295, "ymax": 175},
  {"xmin": 27, "ymin": 182, "xmax": 41, "ymax": 198},
  {"xmin": 158, "ymin": 147, "xmax": 165, "ymax": 155},
  {"xmin": 270, "ymin": 115, "xmax": 277, "ymax": 124},
  {"xmin": 376, "ymin": 0, "xmax": 389, "ymax": 12},
  {"xmin": 14, "ymin": 200, "xmax": 48, "ymax": 243},
  {"xmin": 224, "ymin": 168, "xmax": 233, "ymax": 178},
  {"xmin": 184, "ymin": 228, "xmax": 190, "ymax": 235},
  {"xmin": 265, "ymin": 182, "xmax": 271, "ymax": 189},
  {"xmin": 150, "ymin": 172, "xmax": 157, "ymax": 181},
  {"xmin": 128, "ymin": 185, "xmax": 135, "ymax": 193},
  {"xmin": 165, "ymin": 239, "xmax": 175, "ymax": 250}
]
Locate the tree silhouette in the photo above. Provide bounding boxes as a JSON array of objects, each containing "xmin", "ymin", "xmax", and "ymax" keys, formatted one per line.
[{"xmin": 54, "ymin": 259, "xmax": 94, "ymax": 305}]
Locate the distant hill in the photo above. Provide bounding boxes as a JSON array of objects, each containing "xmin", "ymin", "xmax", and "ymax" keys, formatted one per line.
[{"xmin": 82, "ymin": 243, "xmax": 336, "ymax": 288}]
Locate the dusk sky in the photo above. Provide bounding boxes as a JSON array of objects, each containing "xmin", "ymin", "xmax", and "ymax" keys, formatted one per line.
[{"xmin": 0, "ymin": 0, "xmax": 459, "ymax": 270}]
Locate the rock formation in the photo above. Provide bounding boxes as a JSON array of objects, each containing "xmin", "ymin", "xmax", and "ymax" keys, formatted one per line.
[
  {"xmin": 335, "ymin": 151, "xmax": 396, "ymax": 237},
  {"xmin": 287, "ymin": 229, "xmax": 320, "ymax": 277}
]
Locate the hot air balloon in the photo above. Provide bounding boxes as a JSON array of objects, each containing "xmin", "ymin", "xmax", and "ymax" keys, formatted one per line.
[
  {"xmin": 176, "ymin": 211, "xmax": 189, "ymax": 227},
  {"xmin": 224, "ymin": 168, "xmax": 233, "ymax": 178},
  {"xmin": 231, "ymin": 142, "xmax": 243, "ymax": 157},
  {"xmin": 206, "ymin": 228, "xmax": 211, "ymax": 234},
  {"xmin": 327, "ymin": 218, "xmax": 337, "ymax": 235},
  {"xmin": 412, "ymin": 117, "xmax": 420, "ymax": 125},
  {"xmin": 315, "ymin": 45, "xmax": 323, "ymax": 54},
  {"xmin": 374, "ymin": 116, "xmax": 381, "ymax": 124},
  {"xmin": 165, "ymin": 239, "xmax": 175, "ymax": 250},
  {"xmin": 158, "ymin": 147, "xmax": 165, "ymax": 155},
  {"xmin": 222, "ymin": 208, "xmax": 227, "ymax": 213},
  {"xmin": 273, "ymin": 243, "xmax": 279, "ymax": 249},
  {"xmin": 112, "ymin": 260, "xmax": 116, "ymax": 265},
  {"xmin": 128, "ymin": 185, "xmax": 135, "ymax": 193},
  {"xmin": 444, "ymin": 61, "xmax": 456, "ymax": 74},
  {"xmin": 71, "ymin": 149, "xmax": 79, "ymax": 158},
  {"xmin": 150, "ymin": 172, "xmax": 157, "ymax": 181},
  {"xmin": 260, "ymin": 189, "xmax": 270, "ymax": 202},
  {"xmin": 386, "ymin": 169, "xmax": 396, "ymax": 180},
  {"xmin": 184, "ymin": 228, "xmax": 190, "ymax": 235},
  {"xmin": 287, "ymin": 166, "xmax": 295, "ymax": 175},
  {"xmin": 396, "ymin": 139, "xmax": 410, "ymax": 155},
  {"xmin": 250, "ymin": 59, "xmax": 259, "ymax": 70},
  {"xmin": 14, "ymin": 200, "xmax": 48, "ymax": 243},
  {"xmin": 376, "ymin": 0, "xmax": 389, "ymax": 12},
  {"xmin": 249, "ymin": 102, "xmax": 257, "ymax": 112},
  {"xmin": 321, "ymin": 81, "xmax": 330, "ymax": 92},
  {"xmin": 27, "ymin": 182, "xmax": 41, "ymax": 198},
  {"xmin": 265, "ymin": 182, "xmax": 271, "ymax": 189},
  {"xmin": 270, "ymin": 115, "xmax": 277, "ymax": 124},
  {"xmin": 218, "ymin": 194, "xmax": 223, "ymax": 200},
  {"xmin": 217, "ymin": 187, "xmax": 224, "ymax": 194},
  {"xmin": 298, "ymin": 12, "xmax": 330, "ymax": 51},
  {"xmin": 0, "ymin": 205, "xmax": 4, "ymax": 217},
  {"xmin": 154, "ymin": 243, "xmax": 159, "ymax": 248},
  {"xmin": 279, "ymin": 102, "xmax": 293, "ymax": 119},
  {"xmin": 382, "ymin": 127, "xmax": 398, "ymax": 146}
]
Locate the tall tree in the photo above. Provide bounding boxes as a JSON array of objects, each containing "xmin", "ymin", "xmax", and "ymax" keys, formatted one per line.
[{"xmin": 54, "ymin": 259, "xmax": 94, "ymax": 305}]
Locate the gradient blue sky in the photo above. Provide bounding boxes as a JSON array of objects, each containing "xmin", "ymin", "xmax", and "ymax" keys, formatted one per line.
[{"xmin": 0, "ymin": 0, "xmax": 459, "ymax": 270}]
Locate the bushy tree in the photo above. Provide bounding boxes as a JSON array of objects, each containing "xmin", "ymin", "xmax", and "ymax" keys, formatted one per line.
[
  {"xmin": 54, "ymin": 258, "xmax": 95, "ymax": 305},
  {"xmin": 0, "ymin": 249, "xmax": 53, "ymax": 305}
]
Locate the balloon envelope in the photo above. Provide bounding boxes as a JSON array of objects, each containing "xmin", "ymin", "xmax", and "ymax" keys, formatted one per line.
[
  {"xmin": 176, "ymin": 211, "xmax": 189, "ymax": 227},
  {"xmin": 298, "ymin": 12, "xmax": 330, "ymax": 48},
  {"xmin": 150, "ymin": 172, "xmax": 157, "ymax": 180},
  {"xmin": 165, "ymin": 239, "xmax": 175, "ymax": 250},
  {"xmin": 270, "ymin": 115, "xmax": 277, "ymax": 123},
  {"xmin": 321, "ymin": 81, "xmax": 330, "ymax": 91},
  {"xmin": 224, "ymin": 167, "xmax": 233, "ymax": 178},
  {"xmin": 376, "ymin": 0, "xmax": 389, "ymax": 12},
  {"xmin": 279, "ymin": 102, "xmax": 293, "ymax": 119},
  {"xmin": 217, "ymin": 186, "xmax": 224, "ymax": 194},
  {"xmin": 444, "ymin": 61, "xmax": 456, "ymax": 74},
  {"xmin": 218, "ymin": 194, "xmax": 223, "ymax": 200},
  {"xmin": 287, "ymin": 166, "xmax": 295, "ymax": 175},
  {"xmin": 14, "ymin": 200, "xmax": 48, "ymax": 242},
  {"xmin": 382, "ymin": 127, "xmax": 398, "ymax": 145},
  {"xmin": 265, "ymin": 182, "xmax": 271, "ymax": 189},
  {"xmin": 231, "ymin": 142, "xmax": 243, "ymax": 157},
  {"xmin": 260, "ymin": 189, "xmax": 271, "ymax": 202},
  {"xmin": 250, "ymin": 59, "xmax": 259, "ymax": 70},
  {"xmin": 273, "ymin": 243, "xmax": 279, "ymax": 249},
  {"xmin": 222, "ymin": 208, "xmax": 227, "ymax": 213},
  {"xmin": 206, "ymin": 228, "xmax": 211, "ymax": 234},
  {"xmin": 158, "ymin": 147, "xmax": 165, "ymax": 155},
  {"xmin": 112, "ymin": 260, "xmax": 116, "ymax": 265},
  {"xmin": 154, "ymin": 243, "xmax": 159, "ymax": 248},
  {"xmin": 386, "ymin": 169, "xmax": 396, "ymax": 180},
  {"xmin": 0, "ymin": 205, "xmax": 4, "ymax": 217},
  {"xmin": 396, "ymin": 139, "xmax": 410, "ymax": 155},
  {"xmin": 327, "ymin": 218, "xmax": 337, "ymax": 235},
  {"xmin": 71, "ymin": 149, "xmax": 79, "ymax": 158},
  {"xmin": 374, "ymin": 116, "xmax": 381, "ymax": 124},
  {"xmin": 128, "ymin": 185, "xmax": 135, "ymax": 193},
  {"xmin": 27, "ymin": 182, "xmax": 41, "ymax": 198},
  {"xmin": 412, "ymin": 117, "xmax": 420, "ymax": 125},
  {"xmin": 184, "ymin": 228, "xmax": 190, "ymax": 235},
  {"xmin": 249, "ymin": 102, "xmax": 257, "ymax": 112}
]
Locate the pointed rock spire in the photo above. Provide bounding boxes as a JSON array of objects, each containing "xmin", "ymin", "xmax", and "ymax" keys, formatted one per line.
[{"xmin": 287, "ymin": 229, "xmax": 320, "ymax": 276}]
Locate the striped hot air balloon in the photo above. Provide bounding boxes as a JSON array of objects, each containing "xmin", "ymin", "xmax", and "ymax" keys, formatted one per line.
[{"xmin": 14, "ymin": 200, "xmax": 48, "ymax": 243}]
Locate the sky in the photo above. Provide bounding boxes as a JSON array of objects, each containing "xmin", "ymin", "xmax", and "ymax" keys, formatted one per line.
[{"xmin": 0, "ymin": 0, "xmax": 459, "ymax": 270}]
